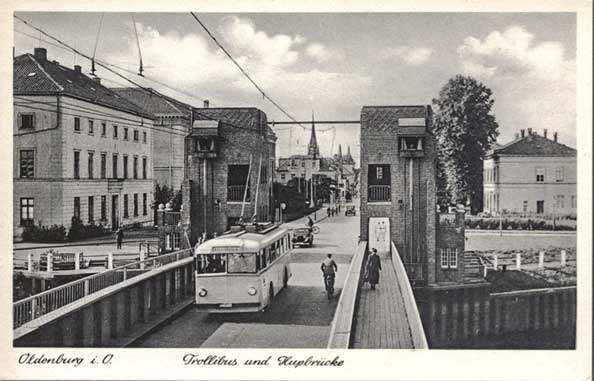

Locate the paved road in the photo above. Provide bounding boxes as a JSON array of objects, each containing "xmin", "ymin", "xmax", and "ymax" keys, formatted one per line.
[{"xmin": 133, "ymin": 211, "xmax": 360, "ymax": 348}]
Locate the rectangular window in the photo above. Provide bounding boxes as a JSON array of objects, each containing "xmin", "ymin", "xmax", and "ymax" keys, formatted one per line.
[
  {"xmin": 123, "ymin": 194, "xmax": 129, "ymax": 218},
  {"xmin": 133, "ymin": 129, "xmax": 139, "ymax": 142},
  {"xmin": 142, "ymin": 157, "xmax": 147, "ymax": 179},
  {"xmin": 133, "ymin": 156, "xmax": 138, "ymax": 179},
  {"xmin": 227, "ymin": 165, "xmax": 250, "ymax": 202},
  {"xmin": 368, "ymin": 164, "xmax": 391, "ymax": 202},
  {"xmin": 143, "ymin": 131, "xmax": 147, "ymax": 143},
  {"xmin": 88, "ymin": 196, "xmax": 94, "ymax": 222},
  {"xmin": 555, "ymin": 195, "xmax": 565, "ymax": 209},
  {"xmin": 522, "ymin": 200, "xmax": 528, "ymax": 212},
  {"xmin": 440, "ymin": 248, "xmax": 448, "ymax": 269},
  {"xmin": 20, "ymin": 198, "xmax": 34, "ymax": 226},
  {"xmin": 113, "ymin": 125, "xmax": 118, "ymax": 138},
  {"xmin": 88, "ymin": 152, "xmax": 94, "ymax": 179},
  {"xmin": 536, "ymin": 167, "xmax": 545, "ymax": 182},
  {"xmin": 555, "ymin": 167, "xmax": 564, "ymax": 182},
  {"xmin": 19, "ymin": 113, "xmax": 35, "ymax": 130},
  {"xmin": 281, "ymin": 173, "xmax": 286, "ymax": 180},
  {"xmin": 100, "ymin": 153, "xmax": 106, "ymax": 179},
  {"xmin": 101, "ymin": 195, "xmax": 106, "ymax": 221},
  {"xmin": 143, "ymin": 193, "xmax": 147, "ymax": 216},
  {"xmin": 536, "ymin": 200, "xmax": 544, "ymax": 214},
  {"xmin": 112, "ymin": 154, "xmax": 118, "ymax": 178},
  {"xmin": 440, "ymin": 248, "xmax": 458, "ymax": 269},
  {"xmin": 133, "ymin": 193, "xmax": 138, "ymax": 217},
  {"xmin": 74, "ymin": 197, "xmax": 80, "ymax": 220},
  {"xmin": 227, "ymin": 253, "xmax": 257, "ymax": 273},
  {"xmin": 571, "ymin": 195, "xmax": 576, "ymax": 208},
  {"xmin": 124, "ymin": 127, "xmax": 129, "ymax": 140},
  {"xmin": 88, "ymin": 120, "xmax": 94, "ymax": 134},
  {"xmin": 74, "ymin": 117, "xmax": 81, "ymax": 132},
  {"xmin": 101, "ymin": 123, "xmax": 106, "ymax": 137},
  {"xmin": 20, "ymin": 150, "xmax": 34, "ymax": 178},
  {"xmin": 123, "ymin": 155, "xmax": 129, "ymax": 179},
  {"xmin": 74, "ymin": 150, "xmax": 80, "ymax": 179}
]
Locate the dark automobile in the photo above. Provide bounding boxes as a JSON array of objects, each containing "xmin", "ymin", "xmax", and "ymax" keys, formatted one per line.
[
  {"xmin": 345, "ymin": 205, "xmax": 356, "ymax": 216},
  {"xmin": 292, "ymin": 228, "xmax": 314, "ymax": 247}
]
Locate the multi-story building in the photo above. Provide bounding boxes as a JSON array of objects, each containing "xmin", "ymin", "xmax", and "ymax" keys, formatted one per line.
[
  {"xmin": 483, "ymin": 128, "xmax": 577, "ymax": 216},
  {"xmin": 180, "ymin": 106, "xmax": 276, "ymax": 243},
  {"xmin": 111, "ymin": 88, "xmax": 194, "ymax": 191},
  {"xmin": 13, "ymin": 48, "xmax": 155, "ymax": 239}
]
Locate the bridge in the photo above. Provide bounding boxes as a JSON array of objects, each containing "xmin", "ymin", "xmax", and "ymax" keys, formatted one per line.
[{"xmin": 13, "ymin": 213, "xmax": 427, "ymax": 349}]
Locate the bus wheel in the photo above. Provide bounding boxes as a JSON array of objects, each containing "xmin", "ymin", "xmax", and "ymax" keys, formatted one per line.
[
  {"xmin": 283, "ymin": 268, "xmax": 288, "ymax": 288},
  {"xmin": 269, "ymin": 283, "xmax": 274, "ymax": 304}
]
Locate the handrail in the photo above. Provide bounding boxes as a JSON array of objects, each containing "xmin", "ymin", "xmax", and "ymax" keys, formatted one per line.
[
  {"xmin": 390, "ymin": 241, "xmax": 428, "ymax": 349},
  {"xmin": 327, "ymin": 241, "xmax": 367, "ymax": 348},
  {"xmin": 13, "ymin": 248, "xmax": 193, "ymax": 329}
]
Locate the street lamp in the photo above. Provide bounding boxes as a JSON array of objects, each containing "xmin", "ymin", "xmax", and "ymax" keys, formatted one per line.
[{"xmin": 280, "ymin": 202, "xmax": 286, "ymax": 224}]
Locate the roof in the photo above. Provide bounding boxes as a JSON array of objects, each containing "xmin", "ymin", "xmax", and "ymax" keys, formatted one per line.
[
  {"xmin": 110, "ymin": 87, "xmax": 193, "ymax": 118},
  {"xmin": 193, "ymin": 107, "xmax": 269, "ymax": 133},
  {"xmin": 14, "ymin": 53, "xmax": 153, "ymax": 118},
  {"xmin": 361, "ymin": 105, "xmax": 431, "ymax": 131},
  {"xmin": 195, "ymin": 226, "xmax": 289, "ymax": 253},
  {"xmin": 488, "ymin": 133, "xmax": 576, "ymax": 158}
]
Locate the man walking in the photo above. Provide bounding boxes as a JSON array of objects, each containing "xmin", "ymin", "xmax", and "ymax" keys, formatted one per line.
[
  {"xmin": 366, "ymin": 248, "xmax": 382, "ymax": 290},
  {"xmin": 116, "ymin": 227, "xmax": 124, "ymax": 250}
]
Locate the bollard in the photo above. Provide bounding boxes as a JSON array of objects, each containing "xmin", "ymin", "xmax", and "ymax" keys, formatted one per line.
[
  {"xmin": 27, "ymin": 252, "xmax": 33, "ymax": 272},
  {"xmin": 539, "ymin": 250, "xmax": 545, "ymax": 269},
  {"xmin": 47, "ymin": 252, "xmax": 53, "ymax": 273},
  {"xmin": 108, "ymin": 253, "xmax": 114, "ymax": 270},
  {"xmin": 493, "ymin": 254, "xmax": 498, "ymax": 270},
  {"xmin": 561, "ymin": 250, "xmax": 567, "ymax": 267},
  {"xmin": 75, "ymin": 252, "xmax": 80, "ymax": 271},
  {"xmin": 516, "ymin": 253, "xmax": 521, "ymax": 270}
]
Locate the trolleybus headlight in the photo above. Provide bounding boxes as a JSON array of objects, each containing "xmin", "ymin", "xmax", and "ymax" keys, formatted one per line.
[
  {"xmin": 247, "ymin": 287, "xmax": 257, "ymax": 296},
  {"xmin": 198, "ymin": 288, "xmax": 208, "ymax": 297}
]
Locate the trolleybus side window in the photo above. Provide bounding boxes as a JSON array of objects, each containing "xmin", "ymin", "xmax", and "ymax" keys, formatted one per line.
[
  {"xmin": 257, "ymin": 249, "xmax": 267, "ymax": 271},
  {"xmin": 228, "ymin": 253, "xmax": 257, "ymax": 273}
]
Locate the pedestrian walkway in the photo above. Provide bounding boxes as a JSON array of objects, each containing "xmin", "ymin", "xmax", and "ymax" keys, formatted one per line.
[{"xmin": 351, "ymin": 252, "xmax": 414, "ymax": 349}]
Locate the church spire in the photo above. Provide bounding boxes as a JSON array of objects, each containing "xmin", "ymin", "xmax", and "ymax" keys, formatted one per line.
[{"xmin": 307, "ymin": 110, "xmax": 320, "ymax": 158}]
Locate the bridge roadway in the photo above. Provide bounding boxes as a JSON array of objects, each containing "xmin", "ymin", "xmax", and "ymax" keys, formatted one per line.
[{"xmin": 133, "ymin": 211, "xmax": 360, "ymax": 348}]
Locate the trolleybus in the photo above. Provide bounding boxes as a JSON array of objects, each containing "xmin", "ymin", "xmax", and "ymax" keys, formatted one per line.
[{"xmin": 194, "ymin": 223, "xmax": 292, "ymax": 313}]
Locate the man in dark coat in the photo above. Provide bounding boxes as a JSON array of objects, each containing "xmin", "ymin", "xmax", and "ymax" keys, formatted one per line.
[
  {"xmin": 116, "ymin": 227, "xmax": 124, "ymax": 249},
  {"xmin": 366, "ymin": 248, "xmax": 382, "ymax": 290}
]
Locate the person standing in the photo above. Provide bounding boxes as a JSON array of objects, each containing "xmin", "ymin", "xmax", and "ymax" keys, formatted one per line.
[
  {"xmin": 366, "ymin": 248, "xmax": 382, "ymax": 290},
  {"xmin": 116, "ymin": 227, "xmax": 124, "ymax": 250},
  {"xmin": 327, "ymin": 207, "xmax": 331, "ymax": 218},
  {"xmin": 307, "ymin": 216, "xmax": 314, "ymax": 230}
]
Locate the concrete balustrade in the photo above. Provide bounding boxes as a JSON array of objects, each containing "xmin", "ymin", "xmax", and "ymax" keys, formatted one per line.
[{"xmin": 14, "ymin": 250, "xmax": 194, "ymax": 347}]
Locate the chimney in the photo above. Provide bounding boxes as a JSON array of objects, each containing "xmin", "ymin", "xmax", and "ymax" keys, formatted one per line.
[
  {"xmin": 203, "ymin": 100, "xmax": 209, "ymax": 108},
  {"xmin": 33, "ymin": 47, "xmax": 47, "ymax": 61},
  {"xmin": 520, "ymin": 129, "xmax": 525, "ymax": 138},
  {"xmin": 554, "ymin": 132, "xmax": 558, "ymax": 142},
  {"xmin": 92, "ymin": 77, "xmax": 101, "ymax": 84},
  {"xmin": 527, "ymin": 128, "xmax": 532, "ymax": 135},
  {"xmin": 543, "ymin": 129, "xmax": 548, "ymax": 139},
  {"xmin": 74, "ymin": 65, "xmax": 82, "ymax": 73}
]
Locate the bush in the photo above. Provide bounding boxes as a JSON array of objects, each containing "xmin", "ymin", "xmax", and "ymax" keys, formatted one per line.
[
  {"xmin": 22, "ymin": 223, "xmax": 67, "ymax": 243},
  {"xmin": 67, "ymin": 217, "xmax": 110, "ymax": 241}
]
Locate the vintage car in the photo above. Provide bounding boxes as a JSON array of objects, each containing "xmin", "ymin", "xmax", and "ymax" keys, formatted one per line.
[
  {"xmin": 345, "ymin": 205, "xmax": 357, "ymax": 216},
  {"xmin": 292, "ymin": 227, "xmax": 314, "ymax": 247}
]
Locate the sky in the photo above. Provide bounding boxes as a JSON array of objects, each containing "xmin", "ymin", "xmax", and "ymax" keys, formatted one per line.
[{"xmin": 14, "ymin": 12, "xmax": 577, "ymax": 163}]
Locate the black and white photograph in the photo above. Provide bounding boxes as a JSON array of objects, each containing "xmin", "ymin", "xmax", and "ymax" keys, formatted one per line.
[{"xmin": 2, "ymin": 1, "xmax": 592, "ymax": 380}]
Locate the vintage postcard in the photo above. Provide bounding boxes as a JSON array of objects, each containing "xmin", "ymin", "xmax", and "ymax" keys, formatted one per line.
[{"xmin": 1, "ymin": 0, "xmax": 591, "ymax": 380}]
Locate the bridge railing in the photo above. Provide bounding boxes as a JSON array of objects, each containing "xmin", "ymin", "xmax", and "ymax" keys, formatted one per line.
[
  {"xmin": 390, "ymin": 241, "xmax": 428, "ymax": 348},
  {"xmin": 13, "ymin": 248, "xmax": 193, "ymax": 329},
  {"xmin": 327, "ymin": 241, "xmax": 367, "ymax": 348}
]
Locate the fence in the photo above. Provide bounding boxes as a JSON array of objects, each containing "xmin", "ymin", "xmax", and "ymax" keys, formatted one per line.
[
  {"xmin": 367, "ymin": 185, "xmax": 390, "ymax": 202},
  {"xmin": 13, "ymin": 248, "xmax": 193, "ymax": 329},
  {"xmin": 227, "ymin": 185, "xmax": 250, "ymax": 202}
]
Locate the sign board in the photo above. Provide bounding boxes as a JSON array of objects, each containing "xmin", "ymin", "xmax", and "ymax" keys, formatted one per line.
[{"xmin": 398, "ymin": 117, "xmax": 426, "ymax": 127}]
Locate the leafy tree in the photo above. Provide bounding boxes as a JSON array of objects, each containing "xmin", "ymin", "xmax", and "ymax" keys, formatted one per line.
[{"xmin": 432, "ymin": 75, "xmax": 499, "ymax": 213}]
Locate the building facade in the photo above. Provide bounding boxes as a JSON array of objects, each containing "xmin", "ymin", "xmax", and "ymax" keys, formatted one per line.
[
  {"xmin": 483, "ymin": 128, "xmax": 577, "ymax": 216},
  {"xmin": 181, "ymin": 107, "xmax": 276, "ymax": 243},
  {"xmin": 111, "ymin": 88, "xmax": 194, "ymax": 191},
  {"xmin": 14, "ymin": 48, "xmax": 155, "ymax": 239}
]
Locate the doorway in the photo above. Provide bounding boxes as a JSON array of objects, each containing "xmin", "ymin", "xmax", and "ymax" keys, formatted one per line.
[
  {"xmin": 368, "ymin": 217, "xmax": 390, "ymax": 256},
  {"xmin": 536, "ymin": 200, "xmax": 544, "ymax": 214},
  {"xmin": 111, "ymin": 194, "xmax": 119, "ymax": 230}
]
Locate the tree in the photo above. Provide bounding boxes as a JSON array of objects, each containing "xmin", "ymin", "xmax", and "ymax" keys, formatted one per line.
[{"xmin": 432, "ymin": 75, "xmax": 499, "ymax": 214}]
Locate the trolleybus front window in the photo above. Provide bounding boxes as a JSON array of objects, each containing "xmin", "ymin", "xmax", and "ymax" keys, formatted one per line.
[
  {"xmin": 196, "ymin": 254, "xmax": 226, "ymax": 274},
  {"xmin": 227, "ymin": 253, "xmax": 257, "ymax": 273}
]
